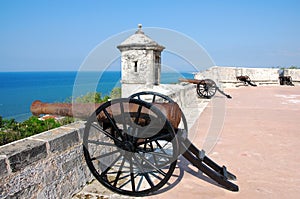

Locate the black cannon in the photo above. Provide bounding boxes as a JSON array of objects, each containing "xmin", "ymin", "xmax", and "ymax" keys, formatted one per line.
[
  {"xmin": 278, "ymin": 69, "xmax": 294, "ymax": 86},
  {"xmin": 279, "ymin": 76, "xmax": 294, "ymax": 86},
  {"xmin": 236, "ymin": 75, "xmax": 257, "ymax": 87},
  {"xmin": 179, "ymin": 78, "xmax": 232, "ymax": 99},
  {"xmin": 31, "ymin": 91, "xmax": 238, "ymax": 196}
]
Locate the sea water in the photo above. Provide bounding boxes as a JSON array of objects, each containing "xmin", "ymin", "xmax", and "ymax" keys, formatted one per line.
[{"xmin": 0, "ymin": 71, "xmax": 193, "ymax": 121}]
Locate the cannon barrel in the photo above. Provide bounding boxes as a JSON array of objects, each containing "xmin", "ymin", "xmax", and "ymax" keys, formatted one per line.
[
  {"xmin": 30, "ymin": 100, "xmax": 104, "ymax": 119},
  {"xmin": 30, "ymin": 100, "xmax": 182, "ymax": 129},
  {"xmin": 236, "ymin": 75, "xmax": 250, "ymax": 81},
  {"xmin": 179, "ymin": 78, "xmax": 204, "ymax": 84}
]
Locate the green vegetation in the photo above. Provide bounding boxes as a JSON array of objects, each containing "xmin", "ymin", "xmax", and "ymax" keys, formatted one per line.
[
  {"xmin": 0, "ymin": 88, "xmax": 122, "ymax": 146},
  {"xmin": 0, "ymin": 116, "xmax": 74, "ymax": 146},
  {"xmin": 65, "ymin": 92, "xmax": 109, "ymax": 103},
  {"xmin": 73, "ymin": 92, "xmax": 110, "ymax": 103},
  {"xmin": 110, "ymin": 87, "xmax": 121, "ymax": 99},
  {"xmin": 287, "ymin": 65, "xmax": 299, "ymax": 69},
  {"xmin": 66, "ymin": 88, "xmax": 121, "ymax": 103}
]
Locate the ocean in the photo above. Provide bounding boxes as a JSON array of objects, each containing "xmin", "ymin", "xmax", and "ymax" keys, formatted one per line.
[{"xmin": 0, "ymin": 71, "xmax": 194, "ymax": 121}]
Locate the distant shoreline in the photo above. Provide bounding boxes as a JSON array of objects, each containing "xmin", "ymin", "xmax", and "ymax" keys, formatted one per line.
[
  {"xmin": 0, "ymin": 65, "xmax": 288, "ymax": 73},
  {"xmin": 0, "ymin": 70, "xmax": 198, "ymax": 72}
]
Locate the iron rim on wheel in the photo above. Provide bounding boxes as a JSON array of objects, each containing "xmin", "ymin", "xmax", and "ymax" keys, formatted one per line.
[
  {"xmin": 83, "ymin": 98, "xmax": 179, "ymax": 196},
  {"xmin": 197, "ymin": 79, "xmax": 217, "ymax": 99}
]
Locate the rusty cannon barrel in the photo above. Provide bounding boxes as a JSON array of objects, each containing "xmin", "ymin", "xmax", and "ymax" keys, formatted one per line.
[
  {"xmin": 30, "ymin": 100, "xmax": 104, "ymax": 119},
  {"xmin": 30, "ymin": 100, "xmax": 182, "ymax": 129},
  {"xmin": 179, "ymin": 78, "xmax": 204, "ymax": 84}
]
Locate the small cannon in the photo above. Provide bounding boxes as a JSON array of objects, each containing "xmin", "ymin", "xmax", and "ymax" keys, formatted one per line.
[
  {"xmin": 278, "ymin": 69, "xmax": 294, "ymax": 86},
  {"xmin": 279, "ymin": 76, "xmax": 294, "ymax": 86},
  {"xmin": 31, "ymin": 91, "xmax": 238, "ymax": 196},
  {"xmin": 179, "ymin": 78, "xmax": 232, "ymax": 99},
  {"xmin": 236, "ymin": 75, "xmax": 257, "ymax": 87}
]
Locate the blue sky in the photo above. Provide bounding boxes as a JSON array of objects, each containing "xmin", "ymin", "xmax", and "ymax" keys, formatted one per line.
[{"xmin": 0, "ymin": 0, "xmax": 299, "ymax": 71}]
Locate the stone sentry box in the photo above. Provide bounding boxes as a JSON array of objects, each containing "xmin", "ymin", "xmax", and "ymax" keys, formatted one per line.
[
  {"xmin": 117, "ymin": 24, "xmax": 165, "ymax": 97},
  {"xmin": 0, "ymin": 121, "xmax": 93, "ymax": 199}
]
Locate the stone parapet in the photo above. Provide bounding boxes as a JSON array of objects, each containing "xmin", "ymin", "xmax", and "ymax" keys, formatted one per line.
[
  {"xmin": 195, "ymin": 66, "xmax": 300, "ymax": 87},
  {"xmin": 123, "ymin": 83, "xmax": 197, "ymax": 108},
  {"xmin": 0, "ymin": 139, "xmax": 47, "ymax": 173},
  {"xmin": 0, "ymin": 121, "xmax": 93, "ymax": 199}
]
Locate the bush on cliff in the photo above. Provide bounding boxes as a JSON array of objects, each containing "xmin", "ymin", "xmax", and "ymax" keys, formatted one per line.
[
  {"xmin": 0, "ymin": 116, "xmax": 73, "ymax": 146},
  {"xmin": 72, "ymin": 92, "xmax": 109, "ymax": 103}
]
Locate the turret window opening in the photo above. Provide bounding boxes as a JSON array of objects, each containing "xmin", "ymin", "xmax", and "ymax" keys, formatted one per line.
[{"xmin": 134, "ymin": 61, "xmax": 138, "ymax": 72}]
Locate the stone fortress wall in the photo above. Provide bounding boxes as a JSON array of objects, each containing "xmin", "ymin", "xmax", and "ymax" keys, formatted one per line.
[
  {"xmin": 195, "ymin": 66, "xmax": 300, "ymax": 88},
  {"xmin": 0, "ymin": 121, "xmax": 93, "ymax": 199}
]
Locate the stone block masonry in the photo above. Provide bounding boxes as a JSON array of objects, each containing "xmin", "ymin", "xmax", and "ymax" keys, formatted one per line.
[
  {"xmin": 0, "ymin": 121, "xmax": 94, "ymax": 199},
  {"xmin": 0, "ymin": 139, "xmax": 47, "ymax": 172}
]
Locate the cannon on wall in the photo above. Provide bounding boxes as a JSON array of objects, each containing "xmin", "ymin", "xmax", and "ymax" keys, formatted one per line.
[
  {"xmin": 31, "ymin": 91, "xmax": 238, "ymax": 196},
  {"xmin": 279, "ymin": 76, "xmax": 294, "ymax": 86},
  {"xmin": 278, "ymin": 69, "xmax": 295, "ymax": 86},
  {"xmin": 236, "ymin": 75, "xmax": 257, "ymax": 86}
]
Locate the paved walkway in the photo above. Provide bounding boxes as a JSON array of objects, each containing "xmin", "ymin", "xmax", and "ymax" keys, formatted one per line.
[{"xmin": 73, "ymin": 86, "xmax": 300, "ymax": 199}]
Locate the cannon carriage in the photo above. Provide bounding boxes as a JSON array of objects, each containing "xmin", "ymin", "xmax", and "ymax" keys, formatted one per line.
[
  {"xmin": 179, "ymin": 78, "xmax": 232, "ymax": 99},
  {"xmin": 236, "ymin": 75, "xmax": 257, "ymax": 87},
  {"xmin": 31, "ymin": 91, "xmax": 238, "ymax": 196},
  {"xmin": 279, "ymin": 76, "xmax": 294, "ymax": 86}
]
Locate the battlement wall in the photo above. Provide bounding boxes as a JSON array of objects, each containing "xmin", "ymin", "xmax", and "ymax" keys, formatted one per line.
[
  {"xmin": 0, "ymin": 121, "xmax": 94, "ymax": 199},
  {"xmin": 194, "ymin": 66, "xmax": 300, "ymax": 88}
]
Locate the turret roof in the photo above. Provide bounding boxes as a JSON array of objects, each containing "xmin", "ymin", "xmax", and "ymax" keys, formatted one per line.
[{"xmin": 117, "ymin": 24, "xmax": 165, "ymax": 51}]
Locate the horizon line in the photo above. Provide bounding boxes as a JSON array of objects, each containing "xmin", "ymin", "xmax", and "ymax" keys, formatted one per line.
[{"xmin": 0, "ymin": 65, "xmax": 289, "ymax": 73}]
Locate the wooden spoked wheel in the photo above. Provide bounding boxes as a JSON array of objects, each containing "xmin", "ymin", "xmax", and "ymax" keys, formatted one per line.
[
  {"xmin": 83, "ymin": 98, "xmax": 179, "ymax": 196},
  {"xmin": 197, "ymin": 79, "xmax": 217, "ymax": 99}
]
